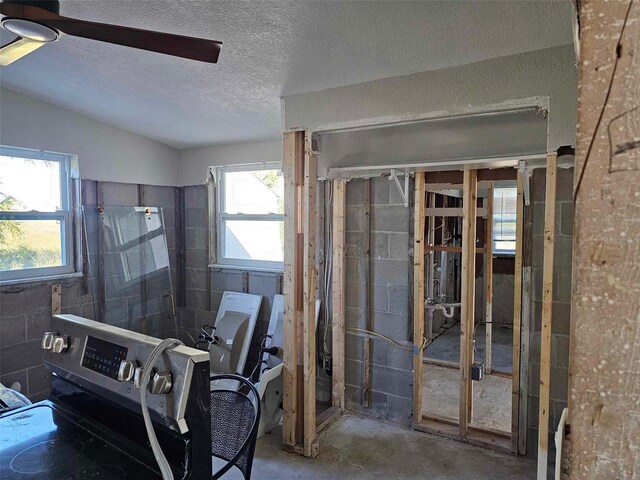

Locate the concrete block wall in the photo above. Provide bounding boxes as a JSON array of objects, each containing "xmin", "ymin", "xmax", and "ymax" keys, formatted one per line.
[
  {"xmin": 526, "ymin": 167, "xmax": 574, "ymax": 459},
  {"xmin": 343, "ymin": 177, "xmax": 414, "ymax": 425}
]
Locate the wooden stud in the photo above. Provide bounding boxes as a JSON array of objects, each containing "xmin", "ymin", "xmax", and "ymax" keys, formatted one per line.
[
  {"xmin": 282, "ymin": 130, "xmax": 304, "ymax": 450},
  {"xmin": 460, "ymin": 169, "xmax": 477, "ymax": 436},
  {"xmin": 413, "ymin": 172, "xmax": 426, "ymax": 423},
  {"xmin": 425, "ymin": 191, "xmax": 435, "ymax": 343},
  {"xmin": 484, "ymin": 182, "xmax": 494, "ymax": 374},
  {"xmin": 512, "ymin": 173, "xmax": 524, "ymax": 453},
  {"xmin": 52, "ymin": 284, "xmax": 62, "ymax": 315},
  {"xmin": 362, "ymin": 179, "xmax": 372, "ymax": 407},
  {"xmin": 302, "ymin": 136, "xmax": 318, "ymax": 458},
  {"xmin": 425, "ymin": 245, "xmax": 487, "ymax": 254},
  {"xmin": 331, "ymin": 179, "xmax": 346, "ymax": 409},
  {"xmin": 537, "ymin": 153, "xmax": 557, "ymax": 478}
]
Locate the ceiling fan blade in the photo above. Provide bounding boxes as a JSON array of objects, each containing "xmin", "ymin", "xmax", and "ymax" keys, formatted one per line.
[
  {"xmin": 0, "ymin": 37, "xmax": 45, "ymax": 66},
  {"xmin": 0, "ymin": 3, "xmax": 222, "ymax": 63}
]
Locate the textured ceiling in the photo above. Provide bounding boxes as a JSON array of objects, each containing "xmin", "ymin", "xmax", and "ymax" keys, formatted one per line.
[{"xmin": 0, "ymin": 1, "xmax": 573, "ymax": 148}]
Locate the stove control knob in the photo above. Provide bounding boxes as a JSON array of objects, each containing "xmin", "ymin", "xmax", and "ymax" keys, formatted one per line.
[
  {"xmin": 42, "ymin": 332, "xmax": 55, "ymax": 350},
  {"xmin": 118, "ymin": 360, "xmax": 136, "ymax": 382},
  {"xmin": 51, "ymin": 336, "xmax": 69, "ymax": 354},
  {"xmin": 133, "ymin": 367, "xmax": 145, "ymax": 389},
  {"xmin": 150, "ymin": 371, "xmax": 173, "ymax": 395}
]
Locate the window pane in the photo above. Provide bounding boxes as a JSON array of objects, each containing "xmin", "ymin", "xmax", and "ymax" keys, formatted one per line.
[
  {"xmin": 0, "ymin": 219, "xmax": 63, "ymax": 271},
  {"xmin": 223, "ymin": 220, "xmax": 283, "ymax": 262},
  {"xmin": 492, "ymin": 187, "xmax": 517, "ymax": 254},
  {"xmin": 224, "ymin": 169, "xmax": 284, "ymax": 214},
  {"xmin": 0, "ymin": 155, "xmax": 62, "ymax": 212}
]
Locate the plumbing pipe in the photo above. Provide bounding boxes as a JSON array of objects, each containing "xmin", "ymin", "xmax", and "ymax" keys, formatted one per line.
[{"xmin": 424, "ymin": 301, "xmax": 461, "ymax": 319}]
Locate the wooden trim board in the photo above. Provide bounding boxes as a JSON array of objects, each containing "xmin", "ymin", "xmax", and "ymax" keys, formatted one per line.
[
  {"xmin": 331, "ymin": 179, "xmax": 346, "ymax": 410},
  {"xmin": 413, "ymin": 172, "xmax": 426, "ymax": 424}
]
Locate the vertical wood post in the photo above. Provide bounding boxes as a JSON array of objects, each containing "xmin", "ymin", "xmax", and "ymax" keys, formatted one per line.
[
  {"xmin": 569, "ymin": 2, "xmax": 640, "ymax": 478},
  {"xmin": 512, "ymin": 173, "xmax": 524, "ymax": 453},
  {"xmin": 331, "ymin": 179, "xmax": 346, "ymax": 410},
  {"xmin": 460, "ymin": 169, "xmax": 477, "ymax": 435},
  {"xmin": 282, "ymin": 131, "xmax": 304, "ymax": 451},
  {"xmin": 537, "ymin": 153, "xmax": 557, "ymax": 478},
  {"xmin": 413, "ymin": 172, "xmax": 426, "ymax": 423},
  {"xmin": 302, "ymin": 136, "xmax": 318, "ymax": 458},
  {"xmin": 484, "ymin": 182, "xmax": 494, "ymax": 373}
]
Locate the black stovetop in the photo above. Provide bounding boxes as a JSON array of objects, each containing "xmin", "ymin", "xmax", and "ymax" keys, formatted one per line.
[{"xmin": 0, "ymin": 402, "xmax": 161, "ymax": 480}]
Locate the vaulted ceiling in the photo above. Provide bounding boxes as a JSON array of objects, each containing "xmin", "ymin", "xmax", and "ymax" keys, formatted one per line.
[{"xmin": 0, "ymin": 0, "xmax": 573, "ymax": 148}]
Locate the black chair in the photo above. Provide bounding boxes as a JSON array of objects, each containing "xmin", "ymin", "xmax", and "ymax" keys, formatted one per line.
[{"xmin": 210, "ymin": 374, "xmax": 261, "ymax": 480}]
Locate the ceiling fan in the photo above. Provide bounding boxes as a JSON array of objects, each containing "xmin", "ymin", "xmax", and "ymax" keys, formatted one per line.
[{"xmin": 0, "ymin": 0, "xmax": 222, "ymax": 66}]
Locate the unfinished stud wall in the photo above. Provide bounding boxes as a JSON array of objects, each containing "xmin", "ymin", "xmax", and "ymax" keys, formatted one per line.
[
  {"xmin": 526, "ymin": 167, "xmax": 574, "ymax": 459},
  {"xmin": 178, "ymin": 185, "xmax": 281, "ymax": 377},
  {"xmin": 344, "ymin": 177, "xmax": 414, "ymax": 424}
]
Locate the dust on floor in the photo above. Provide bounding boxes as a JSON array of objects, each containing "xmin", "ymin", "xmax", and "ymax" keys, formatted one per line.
[
  {"xmin": 251, "ymin": 414, "xmax": 535, "ymax": 479},
  {"xmin": 422, "ymin": 363, "xmax": 511, "ymax": 433}
]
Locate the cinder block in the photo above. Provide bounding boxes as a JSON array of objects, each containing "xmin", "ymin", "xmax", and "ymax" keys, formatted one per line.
[
  {"xmin": 531, "ymin": 169, "xmax": 546, "ymax": 203},
  {"xmin": 371, "ymin": 259, "xmax": 409, "ymax": 287},
  {"xmin": 371, "ymin": 177, "xmax": 389, "ymax": 205},
  {"xmin": 553, "ymin": 268, "xmax": 573, "ymax": 303},
  {"xmin": 345, "ymin": 283, "xmax": 366, "ymax": 309},
  {"xmin": 345, "ymin": 232, "xmax": 365, "ymax": 258},
  {"xmin": 143, "ymin": 186, "xmax": 176, "ymax": 209},
  {"xmin": 345, "ymin": 306, "xmax": 365, "ymax": 329},
  {"xmin": 552, "ymin": 334, "xmax": 570, "ymax": 369},
  {"xmin": 556, "ymin": 168, "xmax": 575, "ymax": 202},
  {"xmin": 372, "ymin": 311, "xmax": 410, "ymax": 342},
  {"xmin": 371, "ymin": 205, "xmax": 410, "ymax": 233},
  {"xmin": 163, "ymin": 207, "xmax": 176, "ymax": 230},
  {"xmin": 531, "ymin": 267, "xmax": 543, "ymax": 302},
  {"xmin": 179, "ymin": 308, "xmax": 197, "ymax": 329},
  {"xmin": 531, "ymin": 234, "xmax": 544, "ymax": 268},
  {"xmin": 346, "ymin": 180, "xmax": 364, "ymax": 206},
  {"xmin": 372, "ymin": 285, "xmax": 389, "ymax": 313},
  {"xmin": 551, "ymin": 302, "xmax": 572, "ymax": 336},
  {"xmin": 388, "ymin": 286, "xmax": 409, "ymax": 315},
  {"xmin": 185, "ymin": 248, "xmax": 208, "ymax": 270},
  {"xmin": 371, "ymin": 365, "xmax": 413, "ymax": 399},
  {"xmin": 184, "ymin": 185, "xmax": 207, "ymax": 209},
  {"xmin": 345, "ymin": 329, "xmax": 364, "ymax": 359},
  {"xmin": 553, "ymin": 236, "xmax": 574, "ymax": 270},
  {"xmin": 0, "ymin": 315, "xmax": 27, "ymax": 348},
  {"xmin": 345, "ymin": 206, "xmax": 367, "ymax": 232},
  {"xmin": 345, "ymin": 358, "xmax": 363, "ymax": 386},
  {"xmin": 185, "ymin": 207, "xmax": 207, "ymax": 228},
  {"xmin": 371, "ymin": 232, "xmax": 389, "ymax": 260},
  {"xmin": 0, "ymin": 340, "xmax": 43, "ymax": 374},
  {"xmin": 345, "ymin": 257, "xmax": 366, "ymax": 284},
  {"xmin": 387, "ymin": 347, "xmax": 412, "ymax": 371},
  {"xmin": 186, "ymin": 289, "xmax": 208, "ymax": 310},
  {"xmin": 81, "ymin": 180, "xmax": 97, "ymax": 206},
  {"xmin": 196, "ymin": 309, "xmax": 216, "ymax": 327},
  {"xmin": 370, "ymin": 341, "xmax": 389, "ymax": 367},
  {"xmin": 550, "ymin": 366, "xmax": 569, "ymax": 401},
  {"xmin": 528, "ymin": 361, "xmax": 540, "ymax": 397},
  {"xmin": 527, "ymin": 394, "xmax": 540, "ymax": 426},
  {"xmin": 530, "ymin": 331, "xmax": 541, "ymax": 361},
  {"xmin": 388, "ymin": 233, "xmax": 409, "ymax": 260},
  {"xmin": 559, "ymin": 202, "xmax": 574, "ymax": 236},
  {"xmin": 185, "ymin": 268, "xmax": 207, "ymax": 290}
]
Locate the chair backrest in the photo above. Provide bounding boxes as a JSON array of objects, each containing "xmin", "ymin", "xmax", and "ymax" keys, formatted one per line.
[{"xmin": 210, "ymin": 374, "xmax": 261, "ymax": 480}]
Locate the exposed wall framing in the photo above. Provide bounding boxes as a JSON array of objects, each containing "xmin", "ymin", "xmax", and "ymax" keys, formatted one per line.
[
  {"xmin": 512, "ymin": 172, "xmax": 525, "ymax": 453},
  {"xmin": 537, "ymin": 152, "xmax": 557, "ymax": 477},
  {"xmin": 484, "ymin": 182, "xmax": 494, "ymax": 374},
  {"xmin": 331, "ymin": 179, "xmax": 346, "ymax": 410},
  {"xmin": 412, "ymin": 172, "xmax": 426, "ymax": 423}
]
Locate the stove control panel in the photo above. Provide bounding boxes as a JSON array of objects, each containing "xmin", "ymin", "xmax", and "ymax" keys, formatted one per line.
[{"xmin": 43, "ymin": 314, "xmax": 209, "ymax": 434}]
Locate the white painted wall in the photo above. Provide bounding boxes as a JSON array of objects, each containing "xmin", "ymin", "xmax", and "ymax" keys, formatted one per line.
[
  {"xmin": 284, "ymin": 45, "xmax": 577, "ymax": 152},
  {"xmin": 177, "ymin": 139, "xmax": 283, "ymax": 186},
  {"xmin": 0, "ymin": 88, "xmax": 179, "ymax": 186}
]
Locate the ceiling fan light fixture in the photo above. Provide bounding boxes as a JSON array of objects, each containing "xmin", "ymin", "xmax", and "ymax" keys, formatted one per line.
[{"xmin": 1, "ymin": 18, "xmax": 58, "ymax": 43}]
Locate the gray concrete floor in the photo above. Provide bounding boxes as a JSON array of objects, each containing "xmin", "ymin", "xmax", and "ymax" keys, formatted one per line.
[
  {"xmin": 424, "ymin": 322, "xmax": 513, "ymax": 374},
  {"xmin": 251, "ymin": 414, "xmax": 536, "ymax": 479}
]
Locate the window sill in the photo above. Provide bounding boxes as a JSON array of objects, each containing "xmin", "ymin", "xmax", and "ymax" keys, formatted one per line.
[
  {"xmin": 0, "ymin": 272, "xmax": 83, "ymax": 287},
  {"xmin": 208, "ymin": 264, "xmax": 284, "ymax": 274}
]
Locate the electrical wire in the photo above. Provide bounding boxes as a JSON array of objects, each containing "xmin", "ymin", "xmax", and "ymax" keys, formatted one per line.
[
  {"xmin": 346, "ymin": 327, "xmax": 428, "ymax": 353},
  {"xmin": 140, "ymin": 338, "xmax": 184, "ymax": 480}
]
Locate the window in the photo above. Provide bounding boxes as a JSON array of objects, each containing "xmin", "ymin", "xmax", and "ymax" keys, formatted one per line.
[
  {"xmin": 0, "ymin": 146, "xmax": 76, "ymax": 282},
  {"xmin": 216, "ymin": 164, "xmax": 284, "ymax": 270},
  {"xmin": 492, "ymin": 187, "xmax": 517, "ymax": 255}
]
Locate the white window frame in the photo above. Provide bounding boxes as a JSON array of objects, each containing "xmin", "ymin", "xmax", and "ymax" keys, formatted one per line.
[
  {"xmin": 214, "ymin": 162, "xmax": 284, "ymax": 271},
  {"xmin": 492, "ymin": 187, "xmax": 517, "ymax": 256},
  {"xmin": 0, "ymin": 146, "xmax": 79, "ymax": 283}
]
